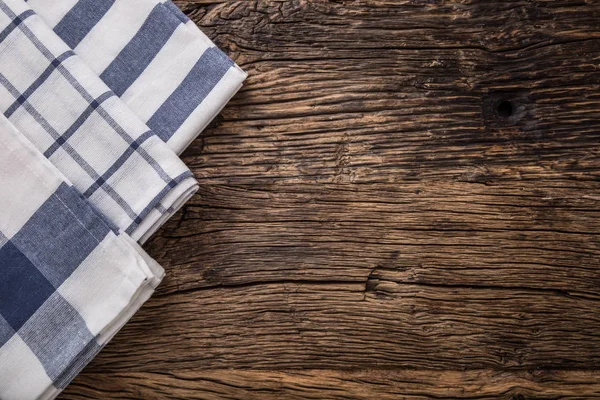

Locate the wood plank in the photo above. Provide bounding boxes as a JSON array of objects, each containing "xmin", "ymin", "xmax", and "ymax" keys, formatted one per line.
[
  {"xmin": 176, "ymin": 0, "xmax": 600, "ymax": 185},
  {"xmin": 144, "ymin": 182, "xmax": 600, "ymax": 297},
  {"xmin": 76, "ymin": 280, "xmax": 600, "ymax": 371},
  {"xmin": 62, "ymin": 369, "xmax": 600, "ymax": 399}
]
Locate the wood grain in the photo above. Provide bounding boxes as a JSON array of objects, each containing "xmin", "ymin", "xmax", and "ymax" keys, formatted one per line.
[
  {"xmin": 60, "ymin": 0, "xmax": 600, "ymax": 398},
  {"xmin": 64, "ymin": 369, "xmax": 600, "ymax": 399}
]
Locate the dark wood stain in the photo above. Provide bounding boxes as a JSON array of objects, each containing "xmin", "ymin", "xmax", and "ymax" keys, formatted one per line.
[{"xmin": 60, "ymin": 1, "xmax": 600, "ymax": 398}]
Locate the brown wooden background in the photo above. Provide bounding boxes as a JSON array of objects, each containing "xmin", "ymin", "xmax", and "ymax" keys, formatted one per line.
[{"xmin": 61, "ymin": 1, "xmax": 600, "ymax": 398}]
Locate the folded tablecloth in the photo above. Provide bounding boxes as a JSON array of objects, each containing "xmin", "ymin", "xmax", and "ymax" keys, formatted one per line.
[
  {"xmin": 27, "ymin": 0, "xmax": 248, "ymax": 154},
  {"xmin": 0, "ymin": 0, "xmax": 247, "ymax": 397},
  {"xmin": 0, "ymin": 115, "xmax": 164, "ymax": 400},
  {"xmin": 0, "ymin": 0, "xmax": 199, "ymax": 243}
]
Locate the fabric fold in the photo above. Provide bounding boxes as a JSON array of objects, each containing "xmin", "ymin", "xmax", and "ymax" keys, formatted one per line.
[
  {"xmin": 0, "ymin": 0, "xmax": 198, "ymax": 242},
  {"xmin": 28, "ymin": 0, "xmax": 248, "ymax": 154},
  {"xmin": 0, "ymin": 115, "xmax": 164, "ymax": 400}
]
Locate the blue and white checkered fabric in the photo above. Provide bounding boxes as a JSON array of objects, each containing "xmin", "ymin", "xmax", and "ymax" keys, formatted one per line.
[
  {"xmin": 27, "ymin": 0, "xmax": 248, "ymax": 154},
  {"xmin": 0, "ymin": 0, "xmax": 199, "ymax": 243},
  {"xmin": 0, "ymin": 115, "xmax": 164, "ymax": 400}
]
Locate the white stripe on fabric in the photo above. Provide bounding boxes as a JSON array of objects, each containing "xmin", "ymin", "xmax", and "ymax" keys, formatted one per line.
[
  {"xmin": 0, "ymin": 114, "xmax": 63, "ymax": 238},
  {"xmin": 0, "ymin": 336, "xmax": 54, "ymax": 398},
  {"xmin": 75, "ymin": 0, "xmax": 157, "ymax": 74},
  {"xmin": 120, "ymin": 23, "xmax": 210, "ymax": 120},
  {"xmin": 26, "ymin": 0, "xmax": 79, "ymax": 27},
  {"xmin": 167, "ymin": 66, "xmax": 245, "ymax": 154},
  {"xmin": 57, "ymin": 232, "xmax": 150, "ymax": 336}
]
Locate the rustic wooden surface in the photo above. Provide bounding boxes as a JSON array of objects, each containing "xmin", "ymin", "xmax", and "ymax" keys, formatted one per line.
[{"xmin": 60, "ymin": 1, "xmax": 600, "ymax": 399}]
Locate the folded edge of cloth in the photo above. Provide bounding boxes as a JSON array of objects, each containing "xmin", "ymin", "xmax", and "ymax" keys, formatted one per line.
[
  {"xmin": 0, "ymin": 115, "xmax": 164, "ymax": 399},
  {"xmin": 0, "ymin": 0, "xmax": 199, "ymax": 242},
  {"xmin": 28, "ymin": 0, "xmax": 248, "ymax": 155}
]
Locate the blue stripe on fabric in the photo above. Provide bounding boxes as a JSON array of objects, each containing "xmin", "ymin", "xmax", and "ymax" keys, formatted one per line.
[
  {"xmin": 0, "ymin": 73, "xmax": 139, "ymax": 222},
  {"xmin": 125, "ymin": 171, "xmax": 194, "ymax": 234},
  {"xmin": 1, "ymin": 2, "xmax": 174, "ymax": 189},
  {"xmin": 155, "ymin": 203, "xmax": 172, "ymax": 214},
  {"xmin": 4, "ymin": 51, "xmax": 75, "ymax": 118},
  {"xmin": 0, "ymin": 241, "xmax": 55, "ymax": 331},
  {"xmin": 71, "ymin": 188, "xmax": 120, "ymax": 234},
  {"xmin": 39, "ymin": 50, "xmax": 176, "ymax": 187},
  {"xmin": 0, "ymin": 314, "xmax": 14, "ymax": 348},
  {"xmin": 163, "ymin": 0, "xmax": 189, "ymax": 24},
  {"xmin": 53, "ymin": 338, "xmax": 102, "ymax": 389},
  {"xmin": 18, "ymin": 293, "xmax": 94, "ymax": 382},
  {"xmin": 94, "ymin": 104, "xmax": 174, "ymax": 184},
  {"xmin": 0, "ymin": 9, "xmax": 34, "ymax": 43},
  {"xmin": 44, "ymin": 91, "xmax": 114, "ymax": 158},
  {"xmin": 53, "ymin": 0, "xmax": 115, "ymax": 49},
  {"xmin": 11, "ymin": 183, "xmax": 107, "ymax": 288},
  {"xmin": 146, "ymin": 47, "xmax": 234, "ymax": 142},
  {"xmin": 54, "ymin": 183, "xmax": 114, "ymax": 240},
  {"xmin": 82, "ymin": 130, "xmax": 155, "ymax": 198},
  {"xmin": 0, "ymin": 74, "xmax": 97, "ymax": 180},
  {"xmin": 100, "ymin": 3, "xmax": 181, "ymax": 96}
]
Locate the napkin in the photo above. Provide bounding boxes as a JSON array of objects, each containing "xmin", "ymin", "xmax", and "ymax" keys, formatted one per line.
[
  {"xmin": 0, "ymin": 115, "xmax": 164, "ymax": 400},
  {"xmin": 0, "ymin": 0, "xmax": 198, "ymax": 243},
  {"xmin": 27, "ymin": 0, "xmax": 248, "ymax": 154}
]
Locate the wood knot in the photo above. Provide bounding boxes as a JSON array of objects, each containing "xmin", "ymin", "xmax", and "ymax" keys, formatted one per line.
[
  {"xmin": 496, "ymin": 100, "xmax": 513, "ymax": 118},
  {"xmin": 481, "ymin": 92, "xmax": 532, "ymax": 128}
]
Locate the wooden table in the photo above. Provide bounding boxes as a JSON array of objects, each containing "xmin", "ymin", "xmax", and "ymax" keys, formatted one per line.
[{"xmin": 61, "ymin": 1, "xmax": 600, "ymax": 398}]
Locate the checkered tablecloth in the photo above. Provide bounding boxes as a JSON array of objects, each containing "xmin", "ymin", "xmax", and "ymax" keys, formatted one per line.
[
  {"xmin": 28, "ymin": 0, "xmax": 248, "ymax": 154},
  {"xmin": 0, "ymin": 115, "xmax": 164, "ymax": 399},
  {"xmin": 0, "ymin": 0, "xmax": 199, "ymax": 243}
]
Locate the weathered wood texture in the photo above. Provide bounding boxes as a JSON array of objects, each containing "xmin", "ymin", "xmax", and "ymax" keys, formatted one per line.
[{"xmin": 60, "ymin": 0, "xmax": 600, "ymax": 399}]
